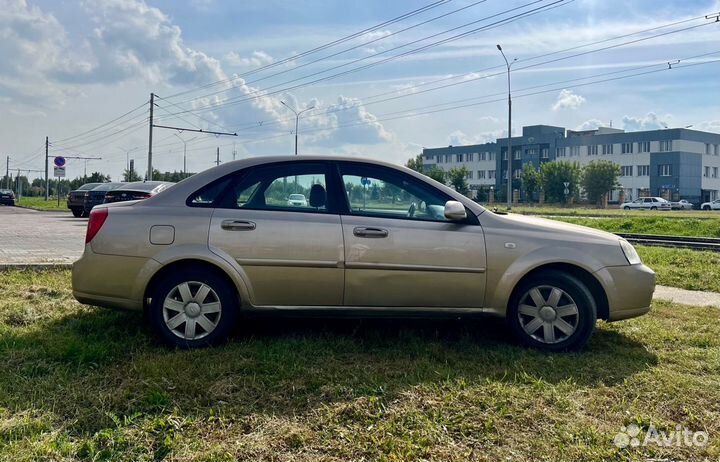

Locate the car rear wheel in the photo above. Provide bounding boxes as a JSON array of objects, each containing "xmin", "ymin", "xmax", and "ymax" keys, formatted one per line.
[
  {"xmin": 623, "ymin": 206, "xmax": 630, "ymax": 210},
  {"xmin": 71, "ymin": 208, "xmax": 83, "ymax": 217},
  {"xmin": 149, "ymin": 269, "xmax": 238, "ymax": 348},
  {"xmin": 507, "ymin": 270, "xmax": 597, "ymax": 352},
  {"xmin": 704, "ymin": 206, "xmax": 711, "ymax": 211},
  {"xmin": 650, "ymin": 206, "xmax": 657, "ymax": 210}
]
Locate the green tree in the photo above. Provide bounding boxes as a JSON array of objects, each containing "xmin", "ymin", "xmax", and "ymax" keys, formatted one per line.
[
  {"xmin": 447, "ymin": 166, "xmax": 470, "ymax": 195},
  {"xmin": 582, "ymin": 160, "xmax": 621, "ymax": 204},
  {"xmin": 520, "ymin": 163, "xmax": 540, "ymax": 202},
  {"xmin": 425, "ymin": 166, "xmax": 446, "ymax": 184},
  {"xmin": 123, "ymin": 168, "xmax": 142, "ymax": 182},
  {"xmin": 540, "ymin": 160, "xmax": 581, "ymax": 203},
  {"xmin": 405, "ymin": 154, "xmax": 423, "ymax": 172}
]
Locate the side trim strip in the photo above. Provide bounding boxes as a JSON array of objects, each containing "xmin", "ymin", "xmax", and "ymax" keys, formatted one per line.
[
  {"xmin": 237, "ymin": 258, "xmax": 343, "ymax": 269},
  {"xmin": 346, "ymin": 262, "xmax": 486, "ymax": 273}
]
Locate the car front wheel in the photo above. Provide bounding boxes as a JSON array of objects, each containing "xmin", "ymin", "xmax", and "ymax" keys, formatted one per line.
[
  {"xmin": 623, "ymin": 206, "xmax": 630, "ymax": 210},
  {"xmin": 507, "ymin": 271, "xmax": 597, "ymax": 352},
  {"xmin": 704, "ymin": 206, "xmax": 711, "ymax": 211},
  {"xmin": 149, "ymin": 269, "xmax": 239, "ymax": 348},
  {"xmin": 71, "ymin": 208, "xmax": 83, "ymax": 217}
]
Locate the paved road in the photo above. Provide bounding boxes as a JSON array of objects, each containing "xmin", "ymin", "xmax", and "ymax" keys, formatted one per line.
[{"xmin": 0, "ymin": 206, "xmax": 85, "ymax": 265}]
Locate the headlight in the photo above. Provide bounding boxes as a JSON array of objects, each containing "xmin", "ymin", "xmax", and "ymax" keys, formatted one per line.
[{"xmin": 619, "ymin": 239, "xmax": 641, "ymax": 265}]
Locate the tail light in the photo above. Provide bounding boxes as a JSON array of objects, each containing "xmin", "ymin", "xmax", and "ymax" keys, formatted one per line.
[
  {"xmin": 85, "ymin": 208, "xmax": 108, "ymax": 244},
  {"xmin": 137, "ymin": 192, "xmax": 152, "ymax": 199}
]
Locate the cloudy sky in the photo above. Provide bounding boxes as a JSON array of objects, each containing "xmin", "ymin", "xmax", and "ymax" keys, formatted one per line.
[{"xmin": 2, "ymin": 0, "xmax": 719, "ymax": 181}]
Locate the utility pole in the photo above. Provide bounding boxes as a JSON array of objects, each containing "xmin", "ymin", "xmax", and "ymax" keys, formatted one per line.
[
  {"xmin": 497, "ymin": 44, "xmax": 516, "ymax": 210},
  {"xmin": 280, "ymin": 101, "xmax": 315, "ymax": 155},
  {"xmin": 5, "ymin": 156, "xmax": 9, "ymax": 189},
  {"xmin": 44, "ymin": 136, "xmax": 49, "ymax": 200},
  {"xmin": 147, "ymin": 93, "xmax": 155, "ymax": 181},
  {"xmin": 232, "ymin": 142, "xmax": 237, "ymax": 161},
  {"xmin": 173, "ymin": 133, "xmax": 188, "ymax": 174},
  {"xmin": 215, "ymin": 147, "xmax": 220, "ymax": 166}
]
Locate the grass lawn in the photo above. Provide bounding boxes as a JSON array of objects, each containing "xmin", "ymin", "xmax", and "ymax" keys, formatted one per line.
[
  {"xmin": 638, "ymin": 245, "xmax": 720, "ymax": 293},
  {"xmin": 1, "ymin": 270, "xmax": 719, "ymax": 461},
  {"xmin": 490, "ymin": 205, "xmax": 720, "ymax": 219},
  {"xmin": 547, "ymin": 216, "xmax": 720, "ymax": 238},
  {"xmin": 16, "ymin": 196, "xmax": 67, "ymax": 211}
]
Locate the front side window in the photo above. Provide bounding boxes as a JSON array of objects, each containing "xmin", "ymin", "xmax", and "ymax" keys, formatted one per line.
[
  {"xmin": 216, "ymin": 163, "xmax": 331, "ymax": 212},
  {"xmin": 339, "ymin": 164, "xmax": 453, "ymax": 222}
]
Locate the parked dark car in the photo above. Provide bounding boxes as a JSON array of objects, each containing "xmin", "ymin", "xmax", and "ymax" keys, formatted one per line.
[
  {"xmin": 83, "ymin": 182, "xmax": 126, "ymax": 214},
  {"xmin": 104, "ymin": 181, "xmax": 174, "ymax": 203},
  {"xmin": 0, "ymin": 189, "xmax": 15, "ymax": 206},
  {"xmin": 67, "ymin": 183, "xmax": 102, "ymax": 217}
]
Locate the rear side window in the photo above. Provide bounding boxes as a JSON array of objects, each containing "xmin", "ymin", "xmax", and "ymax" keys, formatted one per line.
[{"xmin": 188, "ymin": 178, "xmax": 233, "ymax": 207}]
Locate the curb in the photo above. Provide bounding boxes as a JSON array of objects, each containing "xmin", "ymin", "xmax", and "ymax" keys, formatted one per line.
[
  {"xmin": 0, "ymin": 263, "xmax": 73, "ymax": 271},
  {"xmin": 14, "ymin": 205, "xmax": 68, "ymax": 213}
]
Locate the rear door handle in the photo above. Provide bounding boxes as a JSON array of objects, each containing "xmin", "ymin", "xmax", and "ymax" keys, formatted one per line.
[
  {"xmin": 221, "ymin": 219, "xmax": 256, "ymax": 231},
  {"xmin": 353, "ymin": 226, "xmax": 388, "ymax": 238}
]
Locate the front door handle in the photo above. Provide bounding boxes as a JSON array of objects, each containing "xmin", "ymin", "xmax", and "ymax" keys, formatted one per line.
[
  {"xmin": 221, "ymin": 219, "xmax": 256, "ymax": 231},
  {"xmin": 353, "ymin": 226, "xmax": 389, "ymax": 238}
]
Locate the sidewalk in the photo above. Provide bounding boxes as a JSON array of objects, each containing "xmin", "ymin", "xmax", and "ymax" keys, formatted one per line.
[{"xmin": 654, "ymin": 285, "xmax": 720, "ymax": 307}]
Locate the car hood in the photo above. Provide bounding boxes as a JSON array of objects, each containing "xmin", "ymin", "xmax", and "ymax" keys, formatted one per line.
[{"xmin": 494, "ymin": 212, "xmax": 621, "ymax": 243}]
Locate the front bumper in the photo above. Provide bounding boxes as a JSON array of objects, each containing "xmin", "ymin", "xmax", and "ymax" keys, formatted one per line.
[
  {"xmin": 595, "ymin": 264, "xmax": 655, "ymax": 321},
  {"xmin": 72, "ymin": 246, "xmax": 158, "ymax": 311}
]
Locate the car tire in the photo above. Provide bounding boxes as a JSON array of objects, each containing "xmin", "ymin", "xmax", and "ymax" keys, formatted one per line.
[
  {"xmin": 149, "ymin": 268, "xmax": 239, "ymax": 348},
  {"xmin": 703, "ymin": 206, "xmax": 711, "ymax": 211},
  {"xmin": 650, "ymin": 206, "xmax": 657, "ymax": 210},
  {"xmin": 507, "ymin": 270, "xmax": 597, "ymax": 352},
  {"xmin": 623, "ymin": 206, "xmax": 630, "ymax": 210},
  {"xmin": 71, "ymin": 208, "xmax": 83, "ymax": 218}
]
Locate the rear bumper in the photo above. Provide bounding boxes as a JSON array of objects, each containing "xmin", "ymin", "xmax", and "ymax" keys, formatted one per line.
[
  {"xmin": 72, "ymin": 246, "xmax": 159, "ymax": 311},
  {"xmin": 0, "ymin": 199, "xmax": 15, "ymax": 205},
  {"xmin": 594, "ymin": 264, "xmax": 655, "ymax": 321}
]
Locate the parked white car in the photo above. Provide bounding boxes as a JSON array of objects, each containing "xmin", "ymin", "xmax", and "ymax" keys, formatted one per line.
[
  {"xmin": 670, "ymin": 199, "xmax": 693, "ymax": 210},
  {"xmin": 701, "ymin": 199, "xmax": 720, "ymax": 211},
  {"xmin": 286, "ymin": 193, "xmax": 308, "ymax": 207},
  {"xmin": 621, "ymin": 197, "xmax": 672, "ymax": 210}
]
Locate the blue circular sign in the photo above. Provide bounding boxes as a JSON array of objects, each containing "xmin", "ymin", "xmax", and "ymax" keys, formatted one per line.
[
  {"xmin": 54, "ymin": 156, "xmax": 66, "ymax": 167},
  {"xmin": 361, "ymin": 176, "xmax": 371, "ymax": 186}
]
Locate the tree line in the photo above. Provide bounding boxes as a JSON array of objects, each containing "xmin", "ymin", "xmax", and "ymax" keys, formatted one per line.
[
  {"xmin": 1, "ymin": 169, "xmax": 195, "ymax": 197},
  {"xmin": 405, "ymin": 154, "xmax": 622, "ymax": 204}
]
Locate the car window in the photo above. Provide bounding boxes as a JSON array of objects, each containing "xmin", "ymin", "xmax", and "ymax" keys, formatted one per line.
[
  {"xmin": 222, "ymin": 163, "xmax": 330, "ymax": 213},
  {"xmin": 338, "ymin": 163, "xmax": 451, "ymax": 222}
]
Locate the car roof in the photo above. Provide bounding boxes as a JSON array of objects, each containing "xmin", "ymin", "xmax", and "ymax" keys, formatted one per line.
[
  {"xmin": 114, "ymin": 181, "xmax": 174, "ymax": 192},
  {"xmin": 138, "ymin": 155, "xmax": 483, "ymax": 214},
  {"xmin": 77, "ymin": 182, "xmax": 102, "ymax": 190},
  {"xmin": 91, "ymin": 182, "xmax": 125, "ymax": 191}
]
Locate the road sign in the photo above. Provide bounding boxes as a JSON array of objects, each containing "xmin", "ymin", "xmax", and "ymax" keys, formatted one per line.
[
  {"xmin": 563, "ymin": 181, "xmax": 570, "ymax": 188},
  {"xmin": 54, "ymin": 156, "xmax": 66, "ymax": 167},
  {"xmin": 361, "ymin": 176, "xmax": 371, "ymax": 186},
  {"xmin": 564, "ymin": 188, "xmax": 570, "ymax": 195},
  {"xmin": 54, "ymin": 166, "xmax": 66, "ymax": 177}
]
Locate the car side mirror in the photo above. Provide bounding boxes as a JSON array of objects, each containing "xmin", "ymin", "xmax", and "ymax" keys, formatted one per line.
[{"xmin": 444, "ymin": 200, "xmax": 467, "ymax": 221}]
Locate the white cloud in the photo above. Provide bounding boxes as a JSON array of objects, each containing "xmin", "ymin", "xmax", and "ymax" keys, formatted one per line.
[
  {"xmin": 552, "ymin": 89, "xmax": 585, "ymax": 111},
  {"xmin": 305, "ymin": 96, "xmax": 392, "ymax": 146},
  {"xmin": 575, "ymin": 119, "xmax": 608, "ymax": 131},
  {"xmin": 621, "ymin": 112, "xmax": 672, "ymax": 131},
  {"xmin": 223, "ymin": 50, "xmax": 275, "ymax": 69},
  {"xmin": 448, "ymin": 128, "xmax": 504, "ymax": 146},
  {"xmin": 696, "ymin": 120, "xmax": 720, "ymax": 133},
  {"xmin": 41, "ymin": 0, "xmax": 225, "ymax": 87}
]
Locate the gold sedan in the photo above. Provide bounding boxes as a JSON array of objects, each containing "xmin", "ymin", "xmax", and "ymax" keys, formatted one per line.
[{"xmin": 72, "ymin": 156, "xmax": 655, "ymax": 351}]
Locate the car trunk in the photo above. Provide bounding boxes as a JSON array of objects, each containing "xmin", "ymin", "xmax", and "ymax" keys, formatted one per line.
[{"xmin": 104, "ymin": 190, "xmax": 151, "ymax": 203}]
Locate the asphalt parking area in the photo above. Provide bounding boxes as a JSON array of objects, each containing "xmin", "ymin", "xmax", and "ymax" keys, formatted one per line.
[{"xmin": 0, "ymin": 206, "xmax": 85, "ymax": 265}]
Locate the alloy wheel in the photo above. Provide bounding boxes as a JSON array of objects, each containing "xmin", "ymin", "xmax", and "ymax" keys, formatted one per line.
[
  {"xmin": 517, "ymin": 285, "xmax": 579, "ymax": 344},
  {"xmin": 162, "ymin": 281, "xmax": 222, "ymax": 340}
]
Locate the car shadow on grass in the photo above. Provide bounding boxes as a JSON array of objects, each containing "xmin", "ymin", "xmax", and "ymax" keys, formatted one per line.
[{"xmin": 1, "ymin": 308, "xmax": 656, "ymax": 434}]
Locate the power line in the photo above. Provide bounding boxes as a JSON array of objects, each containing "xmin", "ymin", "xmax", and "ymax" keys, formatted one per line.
[
  {"xmin": 174, "ymin": 16, "xmax": 718, "ymax": 137},
  {"xmin": 171, "ymin": 52, "xmax": 720, "ymax": 154},
  {"xmin": 165, "ymin": 0, "xmax": 566, "ymax": 115},
  {"xmin": 164, "ymin": 0, "xmax": 453, "ymax": 100},
  {"xmin": 52, "ymin": 100, "xmax": 148, "ymax": 144}
]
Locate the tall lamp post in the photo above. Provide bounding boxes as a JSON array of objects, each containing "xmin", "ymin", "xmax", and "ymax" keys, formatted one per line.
[
  {"xmin": 497, "ymin": 44, "xmax": 516, "ymax": 210},
  {"xmin": 173, "ymin": 133, "xmax": 193, "ymax": 175},
  {"xmin": 281, "ymin": 101, "xmax": 315, "ymax": 155}
]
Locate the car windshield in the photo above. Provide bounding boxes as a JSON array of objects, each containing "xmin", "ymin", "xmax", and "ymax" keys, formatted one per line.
[
  {"xmin": 77, "ymin": 183, "xmax": 101, "ymax": 190},
  {"xmin": 91, "ymin": 183, "xmax": 124, "ymax": 191},
  {"xmin": 0, "ymin": 190, "xmax": 12, "ymax": 194}
]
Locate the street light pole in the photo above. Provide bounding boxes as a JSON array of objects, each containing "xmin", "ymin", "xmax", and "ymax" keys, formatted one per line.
[
  {"xmin": 174, "ymin": 133, "xmax": 188, "ymax": 174},
  {"xmin": 281, "ymin": 101, "xmax": 315, "ymax": 155},
  {"xmin": 497, "ymin": 44, "xmax": 516, "ymax": 210}
]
